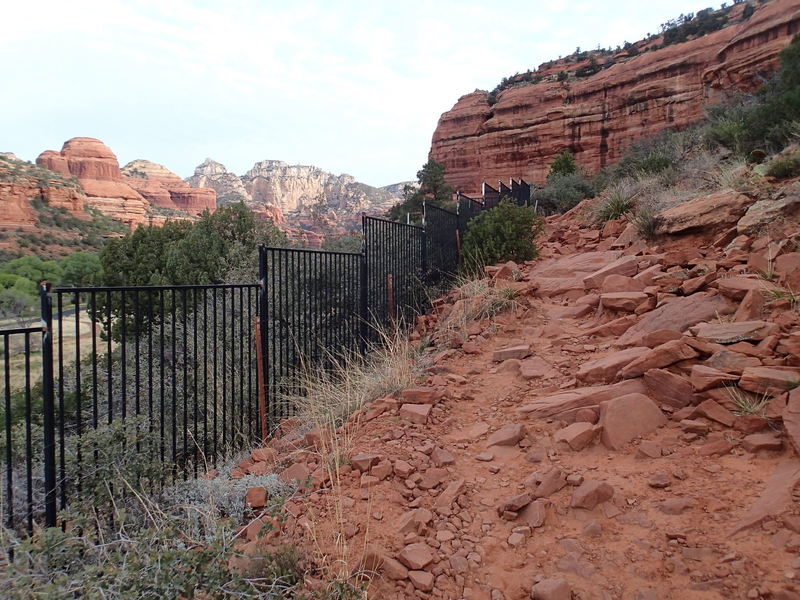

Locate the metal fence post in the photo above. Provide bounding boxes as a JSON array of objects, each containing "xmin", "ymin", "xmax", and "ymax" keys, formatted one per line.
[
  {"xmin": 359, "ymin": 238, "xmax": 369, "ymax": 354},
  {"xmin": 257, "ymin": 247, "xmax": 269, "ymax": 439},
  {"xmin": 39, "ymin": 282, "xmax": 57, "ymax": 528}
]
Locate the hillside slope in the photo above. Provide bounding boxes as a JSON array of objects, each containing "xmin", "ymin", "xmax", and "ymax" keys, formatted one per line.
[{"xmin": 230, "ymin": 173, "xmax": 800, "ymax": 598}]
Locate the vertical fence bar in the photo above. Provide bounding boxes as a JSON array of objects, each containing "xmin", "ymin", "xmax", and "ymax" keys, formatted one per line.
[{"xmin": 39, "ymin": 283, "xmax": 57, "ymax": 529}]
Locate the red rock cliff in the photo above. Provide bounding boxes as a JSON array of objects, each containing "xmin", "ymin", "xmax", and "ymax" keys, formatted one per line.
[
  {"xmin": 37, "ymin": 137, "xmax": 149, "ymax": 227},
  {"xmin": 430, "ymin": 0, "xmax": 800, "ymax": 193}
]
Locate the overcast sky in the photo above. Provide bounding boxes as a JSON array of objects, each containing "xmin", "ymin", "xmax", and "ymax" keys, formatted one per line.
[{"xmin": 3, "ymin": 0, "xmax": 711, "ymax": 187}]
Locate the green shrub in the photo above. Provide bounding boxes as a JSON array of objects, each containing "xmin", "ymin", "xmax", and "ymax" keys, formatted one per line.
[
  {"xmin": 462, "ymin": 199, "xmax": 543, "ymax": 271},
  {"xmin": 765, "ymin": 153, "xmax": 800, "ymax": 179},
  {"xmin": 531, "ymin": 173, "xmax": 596, "ymax": 214},
  {"xmin": 548, "ymin": 150, "xmax": 577, "ymax": 177},
  {"xmin": 704, "ymin": 33, "xmax": 800, "ymax": 157}
]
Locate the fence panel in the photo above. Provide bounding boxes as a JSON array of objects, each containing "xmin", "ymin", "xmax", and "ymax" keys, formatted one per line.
[
  {"xmin": 1, "ymin": 283, "xmax": 259, "ymax": 534},
  {"xmin": 258, "ymin": 247, "xmax": 362, "ymax": 429},
  {"xmin": 424, "ymin": 203, "xmax": 459, "ymax": 281},
  {"xmin": 363, "ymin": 216, "xmax": 425, "ymax": 338},
  {"xmin": 1, "ymin": 325, "xmax": 44, "ymax": 536},
  {"xmin": 483, "ymin": 183, "xmax": 500, "ymax": 210},
  {"xmin": 457, "ymin": 193, "xmax": 484, "ymax": 238}
]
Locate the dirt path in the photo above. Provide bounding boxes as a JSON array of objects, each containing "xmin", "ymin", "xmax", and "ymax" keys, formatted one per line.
[{"xmin": 233, "ymin": 201, "xmax": 800, "ymax": 600}]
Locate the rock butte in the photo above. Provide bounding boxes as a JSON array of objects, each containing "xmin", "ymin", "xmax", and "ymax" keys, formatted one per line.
[
  {"xmin": 35, "ymin": 137, "xmax": 216, "ymax": 227},
  {"xmin": 430, "ymin": 0, "xmax": 800, "ymax": 192}
]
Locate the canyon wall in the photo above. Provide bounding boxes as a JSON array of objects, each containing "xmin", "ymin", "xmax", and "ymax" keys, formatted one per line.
[
  {"xmin": 430, "ymin": 0, "xmax": 800, "ymax": 193},
  {"xmin": 187, "ymin": 158, "xmax": 402, "ymax": 232}
]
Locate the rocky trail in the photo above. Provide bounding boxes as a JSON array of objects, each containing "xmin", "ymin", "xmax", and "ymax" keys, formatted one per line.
[{"xmin": 229, "ymin": 183, "xmax": 800, "ymax": 599}]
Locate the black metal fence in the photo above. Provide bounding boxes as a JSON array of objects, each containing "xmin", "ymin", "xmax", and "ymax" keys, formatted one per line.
[
  {"xmin": 2, "ymin": 174, "xmax": 534, "ymax": 535},
  {"xmin": 258, "ymin": 246, "xmax": 362, "ymax": 423},
  {"xmin": 2, "ymin": 283, "xmax": 259, "ymax": 535}
]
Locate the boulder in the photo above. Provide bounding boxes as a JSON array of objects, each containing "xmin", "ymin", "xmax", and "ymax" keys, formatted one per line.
[
  {"xmin": 598, "ymin": 393, "xmax": 667, "ymax": 450},
  {"xmin": 518, "ymin": 379, "xmax": 647, "ymax": 420},
  {"xmin": 690, "ymin": 365, "xmax": 740, "ymax": 392},
  {"xmin": 486, "ymin": 423, "xmax": 526, "ymax": 447}
]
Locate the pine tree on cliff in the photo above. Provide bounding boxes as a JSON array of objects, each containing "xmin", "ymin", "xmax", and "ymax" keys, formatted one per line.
[{"xmin": 388, "ymin": 158, "xmax": 453, "ymax": 222}]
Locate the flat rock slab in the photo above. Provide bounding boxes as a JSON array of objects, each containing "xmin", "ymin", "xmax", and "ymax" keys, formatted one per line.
[
  {"xmin": 655, "ymin": 189, "xmax": 752, "ymax": 235},
  {"xmin": 532, "ymin": 250, "xmax": 623, "ymax": 278},
  {"xmin": 739, "ymin": 367, "xmax": 800, "ymax": 395},
  {"xmin": 717, "ymin": 276, "xmax": 782, "ymax": 300},
  {"xmin": 620, "ymin": 340, "xmax": 698, "ymax": 379},
  {"xmin": 518, "ymin": 379, "xmax": 647, "ymax": 420},
  {"xmin": 692, "ymin": 320, "xmax": 778, "ymax": 344},
  {"xmin": 616, "ymin": 294, "xmax": 733, "ymax": 347},
  {"xmin": 576, "ymin": 346, "xmax": 650, "ymax": 384}
]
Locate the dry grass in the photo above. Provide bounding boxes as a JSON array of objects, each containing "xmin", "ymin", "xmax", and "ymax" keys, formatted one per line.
[
  {"xmin": 726, "ymin": 384, "xmax": 770, "ymax": 417},
  {"xmin": 279, "ymin": 329, "xmax": 422, "ymax": 597},
  {"xmin": 430, "ymin": 276, "xmax": 522, "ymax": 348}
]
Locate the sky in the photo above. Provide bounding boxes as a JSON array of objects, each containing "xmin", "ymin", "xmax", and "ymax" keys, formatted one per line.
[{"xmin": 2, "ymin": 0, "xmax": 712, "ymax": 187}]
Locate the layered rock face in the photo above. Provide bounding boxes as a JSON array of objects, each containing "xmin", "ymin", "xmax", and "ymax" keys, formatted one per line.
[
  {"xmin": 430, "ymin": 0, "xmax": 800, "ymax": 192},
  {"xmin": 37, "ymin": 138, "xmax": 149, "ymax": 227},
  {"xmin": 122, "ymin": 159, "xmax": 215, "ymax": 216},
  {"xmin": 187, "ymin": 158, "xmax": 402, "ymax": 230}
]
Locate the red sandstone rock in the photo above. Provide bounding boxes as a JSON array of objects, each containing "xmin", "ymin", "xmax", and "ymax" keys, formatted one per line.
[
  {"xmin": 399, "ymin": 403, "xmax": 431, "ymax": 424},
  {"xmin": 408, "ymin": 570, "xmax": 434, "ymax": 592},
  {"xmin": 601, "ymin": 292, "xmax": 650, "ymax": 311},
  {"xmin": 486, "ymin": 423, "xmax": 526, "ymax": 447},
  {"xmin": 692, "ymin": 320, "xmax": 779, "ymax": 344},
  {"xmin": 570, "ymin": 479, "xmax": 614, "ymax": 509},
  {"xmin": 695, "ymin": 399, "xmax": 736, "ymax": 426},
  {"xmin": 397, "ymin": 542, "xmax": 434, "ymax": 570},
  {"xmin": 583, "ymin": 256, "xmax": 640, "ymax": 289},
  {"xmin": 739, "ymin": 367, "xmax": 800, "ymax": 395},
  {"xmin": 742, "ymin": 432, "xmax": 783, "ymax": 452},
  {"xmin": 643, "ymin": 369, "xmax": 694, "ymax": 409},
  {"xmin": 784, "ymin": 389, "xmax": 800, "ymax": 455},
  {"xmin": 576, "ymin": 346, "xmax": 649, "ymax": 384},
  {"xmin": 401, "ymin": 388, "xmax": 440, "ymax": 404},
  {"xmin": 245, "ymin": 487, "xmax": 268, "ymax": 509},
  {"xmin": 615, "ymin": 294, "xmax": 733, "ymax": 347},
  {"xmin": 656, "ymin": 190, "xmax": 753, "ymax": 235},
  {"xmin": 620, "ymin": 340, "xmax": 699, "ymax": 379},
  {"xmin": 553, "ymin": 422, "xmax": 596, "ymax": 450},
  {"xmin": 690, "ymin": 365, "xmax": 740, "ymax": 392},
  {"xmin": 598, "ymin": 393, "xmax": 667, "ymax": 449},
  {"xmin": 531, "ymin": 578, "xmax": 571, "ymax": 600},
  {"xmin": 492, "ymin": 345, "xmax": 531, "ymax": 361}
]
